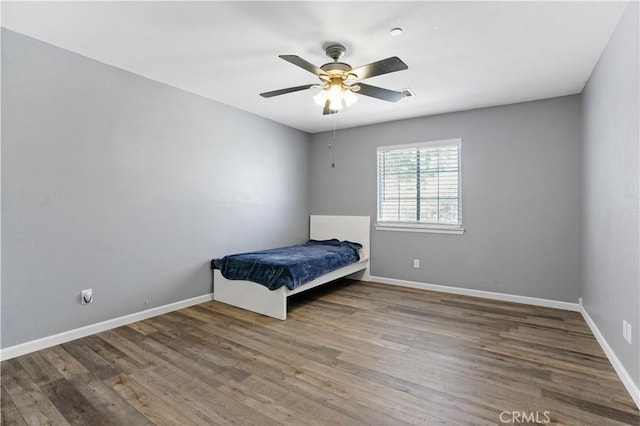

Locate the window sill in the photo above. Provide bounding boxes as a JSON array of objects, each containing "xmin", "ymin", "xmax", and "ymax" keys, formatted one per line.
[{"xmin": 375, "ymin": 223, "xmax": 465, "ymax": 235}]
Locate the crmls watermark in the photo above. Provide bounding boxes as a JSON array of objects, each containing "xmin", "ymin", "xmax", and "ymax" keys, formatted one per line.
[{"xmin": 499, "ymin": 411, "xmax": 551, "ymax": 424}]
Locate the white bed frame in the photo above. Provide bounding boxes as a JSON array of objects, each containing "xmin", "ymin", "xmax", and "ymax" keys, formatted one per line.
[{"xmin": 213, "ymin": 215, "xmax": 370, "ymax": 320}]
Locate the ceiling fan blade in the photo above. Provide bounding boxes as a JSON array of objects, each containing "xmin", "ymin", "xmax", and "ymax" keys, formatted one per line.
[
  {"xmin": 356, "ymin": 83, "xmax": 405, "ymax": 102},
  {"xmin": 323, "ymin": 99, "xmax": 338, "ymax": 115},
  {"xmin": 279, "ymin": 55, "xmax": 326, "ymax": 76},
  {"xmin": 351, "ymin": 56, "xmax": 408, "ymax": 81},
  {"xmin": 260, "ymin": 84, "xmax": 316, "ymax": 98}
]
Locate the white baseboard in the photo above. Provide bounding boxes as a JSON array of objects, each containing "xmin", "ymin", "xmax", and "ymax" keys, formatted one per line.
[
  {"xmin": 0, "ymin": 293, "xmax": 214, "ymax": 361},
  {"xmin": 579, "ymin": 299, "xmax": 640, "ymax": 410},
  {"xmin": 370, "ymin": 276, "xmax": 580, "ymax": 312}
]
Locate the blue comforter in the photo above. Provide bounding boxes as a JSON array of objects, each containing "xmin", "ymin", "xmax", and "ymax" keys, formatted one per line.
[{"xmin": 211, "ymin": 239, "xmax": 362, "ymax": 290}]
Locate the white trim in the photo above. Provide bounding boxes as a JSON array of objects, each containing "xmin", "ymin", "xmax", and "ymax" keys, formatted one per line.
[
  {"xmin": 370, "ymin": 276, "xmax": 580, "ymax": 312},
  {"xmin": 377, "ymin": 138, "xmax": 461, "ymax": 152},
  {"xmin": 579, "ymin": 299, "xmax": 640, "ymax": 410},
  {"xmin": 375, "ymin": 224, "xmax": 465, "ymax": 235},
  {"xmin": 0, "ymin": 293, "xmax": 214, "ymax": 361}
]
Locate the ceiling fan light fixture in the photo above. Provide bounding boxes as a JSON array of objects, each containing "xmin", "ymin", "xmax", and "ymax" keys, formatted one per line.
[
  {"xmin": 329, "ymin": 100, "xmax": 344, "ymax": 111},
  {"xmin": 314, "ymin": 83, "xmax": 358, "ymax": 111},
  {"xmin": 327, "ymin": 84, "xmax": 344, "ymax": 107},
  {"xmin": 313, "ymin": 89, "xmax": 328, "ymax": 106},
  {"xmin": 343, "ymin": 89, "xmax": 359, "ymax": 107}
]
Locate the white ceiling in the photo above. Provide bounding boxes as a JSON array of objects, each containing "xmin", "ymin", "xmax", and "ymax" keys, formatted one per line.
[{"xmin": 2, "ymin": 1, "xmax": 628, "ymax": 133}]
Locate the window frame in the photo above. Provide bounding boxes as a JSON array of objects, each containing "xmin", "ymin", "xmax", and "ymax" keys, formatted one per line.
[{"xmin": 375, "ymin": 138, "xmax": 465, "ymax": 235}]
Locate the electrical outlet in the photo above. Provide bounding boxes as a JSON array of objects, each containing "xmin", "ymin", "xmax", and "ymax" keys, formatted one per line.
[
  {"xmin": 81, "ymin": 289, "xmax": 93, "ymax": 305},
  {"xmin": 413, "ymin": 259, "xmax": 420, "ymax": 268},
  {"xmin": 622, "ymin": 320, "xmax": 632, "ymax": 344}
]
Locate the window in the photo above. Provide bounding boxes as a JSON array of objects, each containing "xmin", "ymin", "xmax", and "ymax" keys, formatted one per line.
[{"xmin": 376, "ymin": 139, "xmax": 464, "ymax": 234}]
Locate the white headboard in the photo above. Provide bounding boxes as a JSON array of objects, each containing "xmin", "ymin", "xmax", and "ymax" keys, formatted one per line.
[{"xmin": 309, "ymin": 215, "xmax": 370, "ymax": 261}]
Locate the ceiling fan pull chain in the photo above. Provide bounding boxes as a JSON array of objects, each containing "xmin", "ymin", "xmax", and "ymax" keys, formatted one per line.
[{"xmin": 331, "ymin": 116, "xmax": 337, "ymax": 168}]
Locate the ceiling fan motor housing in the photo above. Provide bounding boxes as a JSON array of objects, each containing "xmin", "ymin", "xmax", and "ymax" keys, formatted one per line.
[
  {"xmin": 321, "ymin": 44, "xmax": 354, "ymax": 80},
  {"xmin": 325, "ymin": 44, "xmax": 347, "ymax": 61},
  {"xmin": 320, "ymin": 62, "xmax": 353, "ymax": 76}
]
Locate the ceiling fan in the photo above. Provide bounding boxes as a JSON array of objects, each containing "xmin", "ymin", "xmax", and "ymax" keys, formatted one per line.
[{"xmin": 260, "ymin": 43, "xmax": 409, "ymax": 115}]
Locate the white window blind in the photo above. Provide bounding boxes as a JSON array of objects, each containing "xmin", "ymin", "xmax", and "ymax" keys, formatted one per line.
[{"xmin": 377, "ymin": 139, "xmax": 462, "ymax": 230}]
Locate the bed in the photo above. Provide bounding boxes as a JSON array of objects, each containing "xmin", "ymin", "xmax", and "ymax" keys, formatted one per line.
[{"xmin": 212, "ymin": 215, "xmax": 370, "ymax": 320}]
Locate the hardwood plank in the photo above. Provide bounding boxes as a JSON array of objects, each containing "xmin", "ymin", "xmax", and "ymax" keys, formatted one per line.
[
  {"xmin": 38, "ymin": 345, "xmax": 89, "ymax": 380},
  {"xmin": 40, "ymin": 378, "xmax": 107, "ymax": 426},
  {"xmin": 132, "ymin": 365, "xmax": 279, "ymax": 426},
  {"xmin": 238, "ymin": 374, "xmax": 369, "ymax": 425},
  {"xmin": 542, "ymin": 389, "xmax": 640, "ymax": 425},
  {"xmin": 61, "ymin": 340, "xmax": 121, "ymax": 381},
  {"xmin": 279, "ymin": 360, "xmax": 462, "ymax": 425},
  {"xmin": 82, "ymin": 335, "xmax": 146, "ymax": 375},
  {"xmin": 126, "ymin": 368, "xmax": 230, "ymax": 426},
  {"xmin": 187, "ymin": 325, "xmax": 307, "ymax": 379},
  {"xmin": 135, "ymin": 332, "xmax": 238, "ymax": 387},
  {"xmin": 125, "ymin": 321, "xmax": 158, "ymax": 336},
  {"xmin": 105, "ymin": 374, "xmax": 197, "ymax": 426},
  {"xmin": 16, "ymin": 352, "xmax": 64, "ymax": 387},
  {"xmin": 1, "ymin": 360, "xmax": 69, "ymax": 425},
  {"xmin": 1, "ymin": 280, "xmax": 638, "ymax": 425},
  {"xmin": 1, "ymin": 384, "xmax": 27, "ymax": 426},
  {"xmin": 68, "ymin": 374, "xmax": 153, "ymax": 426},
  {"xmin": 96, "ymin": 329, "xmax": 164, "ymax": 368},
  {"xmin": 217, "ymin": 380, "xmax": 319, "ymax": 425}
]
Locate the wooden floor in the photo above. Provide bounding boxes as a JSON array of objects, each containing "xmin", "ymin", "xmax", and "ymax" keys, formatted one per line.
[{"xmin": 2, "ymin": 281, "xmax": 639, "ymax": 426}]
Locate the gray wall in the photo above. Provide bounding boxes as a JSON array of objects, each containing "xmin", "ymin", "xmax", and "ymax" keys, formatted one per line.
[
  {"xmin": 310, "ymin": 96, "xmax": 582, "ymax": 302},
  {"xmin": 1, "ymin": 29, "xmax": 310, "ymax": 348},
  {"xmin": 582, "ymin": 2, "xmax": 639, "ymax": 388}
]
